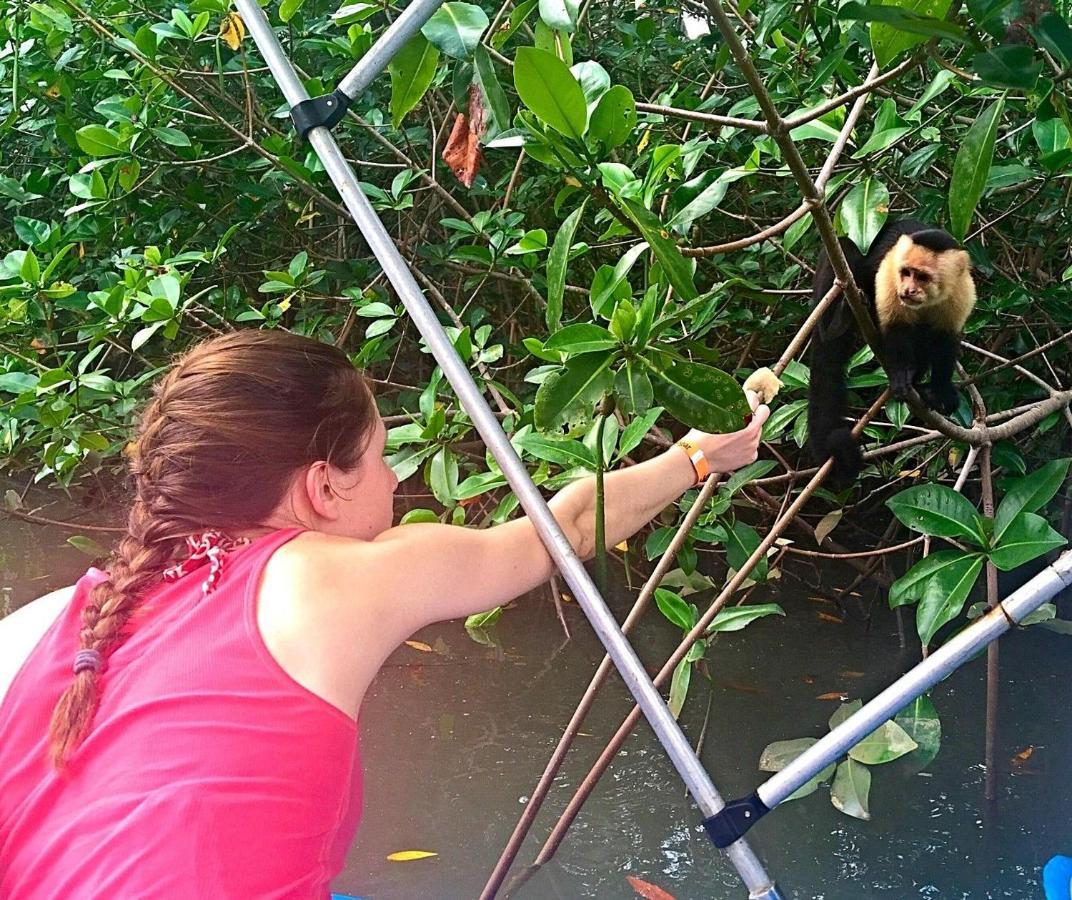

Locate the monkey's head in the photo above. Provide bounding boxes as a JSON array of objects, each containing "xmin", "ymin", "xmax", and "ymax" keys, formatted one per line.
[{"xmin": 891, "ymin": 234, "xmax": 971, "ymax": 310}]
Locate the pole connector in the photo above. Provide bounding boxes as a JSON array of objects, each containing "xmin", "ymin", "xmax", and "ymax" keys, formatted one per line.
[
  {"xmin": 290, "ymin": 89, "xmax": 352, "ymax": 141},
  {"xmin": 703, "ymin": 792, "xmax": 769, "ymax": 848}
]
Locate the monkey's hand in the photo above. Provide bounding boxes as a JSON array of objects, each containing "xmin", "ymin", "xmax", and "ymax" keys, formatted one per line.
[
  {"xmin": 920, "ymin": 383, "xmax": 959, "ymax": 415},
  {"xmin": 888, "ymin": 367, "xmax": 917, "ymax": 401}
]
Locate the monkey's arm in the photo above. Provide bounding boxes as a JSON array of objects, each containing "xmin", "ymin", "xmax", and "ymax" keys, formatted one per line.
[{"xmin": 883, "ymin": 323, "xmax": 919, "ymax": 400}]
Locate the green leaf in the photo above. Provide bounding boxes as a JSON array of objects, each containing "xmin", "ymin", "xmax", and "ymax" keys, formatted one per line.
[
  {"xmin": 279, "ymin": 0, "xmax": 305, "ymax": 22},
  {"xmin": 68, "ymin": 534, "xmax": 109, "ymax": 558},
  {"xmin": 830, "ymin": 758, "xmax": 871, "ymax": 821},
  {"xmin": 422, "ymin": 2, "xmax": 488, "ymax": 59},
  {"xmin": 513, "ymin": 47, "xmax": 588, "ymax": 140},
  {"xmin": 916, "ymin": 554, "xmax": 984, "ymax": 645},
  {"xmin": 973, "ymin": 45, "xmax": 1042, "ymax": 89},
  {"xmin": 543, "ymin": 323, "xmax": 619, "ymax": 354},
  {"xmin": 866, "ymin": 0, "xmax": 954, "ymax": 66},
  {"xmin": 428, "ymin": 446, "xmax": 459, "ymax": 505},
  {"xmin": 152, "ymin": 126, "xmax": 191, "ymax": 147},
  {"xmin": 400, "ymin": 508, "xmax": 440, "ymax": 524},
  {"xmin": 0, "ymin": 372, "xmax": 39, "ymax": 393},
  {"xmin": 989, "ymin": 512, "xmax": 1067, "ymax": 571},
  {"xmin": 886, "ymin": 484, "xmax": 986, "ymax": 544},
  {"xmin": 620, "ymin": 199, "xmax": 697, "ymax": 301},
  {"xmin": 75, "ymin": 124, "xmax": 123, "ymax": 157},
  {"xmin": 588, "ymin": 85, "xmax": 636, "ymax": 151},
  {"xmin": 591, "ymin": 243, "xmax": 647, "ymax": 316},
  {"xmin": 1033, "ymin": 12, "xmax": 1072, "ymax": 65},
  {"xmin": 890, "ymin": 549, "xmax": 982, "ymax": 607},
  {"xmin": 570, "ymin": 60, "xmax": 610, "ymax": 106},
  {"xmin": 617, "ymin": 405, "xmax": 663, "ymax": 457},
  {"xmin": 840, "ymin": 177, "xmax": 890, "ymax": 254},
  {"xmin": 994, "ymin": 459, "xmax": 1070, "ymax": 542},
  {"xmin": 705, "ymin": 603, "xmax": 784, "ymax": 634},
  {"xmin": 545, "ymin": 199, "xmax": 587, "ymax": 331},
  {"xmin": 655, "ymin": 587, "xmax": 697, "ymax": 631},
  {"xmin": 841, "ymin": 0, "xmax": 968, "ymax": 48},
  {"xmin": 948, "ymin": 97, "xmax": 1003, "ymax": 241},
  {"xmin": 534, "ymin": 351, "xmax": 614, "ymax": 432},
  {"xmin": 14, "ymin": 217, "xmax": 51, "ymax": 247},
  {"xmin": 465, "ymin": 606, "xmax": 503, "ymax": 628},
  {"xmin": 668, "ymin": 165, "xmax": 754, "ymax": 232},
  {"xmin": 20, "ymin": 251, "xmax": 41, "ymax": 284},
  {"xmin": 668, "ymin": 656, "xmax": 692, "ymax": 719},
  {"xmin": 847, "ymin": 718, "xmax": 918, "ymax": 765},
  {"xmin": 830, "ymin": 698, "xmax": 863, "ymax": 730},
  {"xmin": 759, "ymin": 737, "xmax": 836, "ymax": 801},
  {"xmin": 538, "ymin": 0, "xmax": 579, "ymax": 32},
  {"xmin": 644, "ymin": 357, "xmax": 750, "ymax": 434},
  {"xmin": 894, "ymin": 693, "xmax": 942, "ymax": 766},
  {"xmin": 472, "ymin": 47, "xmax": 511, "ymax": 140},
  {"xmin": 724, "ymin": 521, "xmax": 767, "ymax": 581},
  {"xmin": 1020, "ymin": 603, "xmax": 1057, "ymax": 626},
  {"xmin": 389, "ymin": 34, "xmax": 440, "ymax": 129},
  {"xmin": 514, "ymin": 432, "xmax": 595, "ymax": 468}
]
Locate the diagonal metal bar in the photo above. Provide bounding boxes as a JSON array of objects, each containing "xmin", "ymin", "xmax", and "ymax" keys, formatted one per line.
[{"xmin": 231, "ymin": 2, "xmax": 783, "ymax": 897}]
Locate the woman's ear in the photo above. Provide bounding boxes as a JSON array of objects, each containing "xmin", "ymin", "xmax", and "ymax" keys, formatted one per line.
[{"xmin": 303, "ymin": 461, "xmax": 340, "ymax": 521}]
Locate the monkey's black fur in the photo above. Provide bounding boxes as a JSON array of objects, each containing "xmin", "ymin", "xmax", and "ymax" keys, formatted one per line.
[{"xmin": 807, "ymin": 219, "xmax": 966, "ymax": 484}]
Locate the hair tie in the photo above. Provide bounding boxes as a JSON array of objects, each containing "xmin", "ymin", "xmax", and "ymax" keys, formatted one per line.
[{"xmin": 73, "ymin": 649, "xmax": 104, "ymax": 675}]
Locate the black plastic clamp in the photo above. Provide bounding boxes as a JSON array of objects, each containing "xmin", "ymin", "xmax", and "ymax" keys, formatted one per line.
[
  {"xmin": 702, "ymin": 792, "xmax": 770, "ymax": 848},
  {"xmin": 290, "ymin": 89, "xmax": 352, "ymax": 141}
]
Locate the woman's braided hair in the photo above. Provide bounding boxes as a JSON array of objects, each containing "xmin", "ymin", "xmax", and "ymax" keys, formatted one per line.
[{"xmin": 48, "ymin": 329, "xmax": 377, "ymax": 769}]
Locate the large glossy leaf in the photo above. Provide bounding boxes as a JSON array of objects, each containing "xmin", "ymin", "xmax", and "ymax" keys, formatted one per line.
[
  {"xmin": 916, "ymin": 554, "xmax": 984, "ymax": 646},
  {"xmin": 421, "ymin": 2, "xmax": 488, "ymax": 59},
  {"xmin": 539, "ymin": 0, "xmax": 580, "ymax": 32},
  {"xmin": 724, "ymin": 521, "xmax": 768, "ymax": 581},
  {"xmin": 620, "ymin": 199, "xmax": 697, "ymax": 301},
  {"xmin": 668, "ymin": 165, "xmax": 754, "ymax": 233},
  {"xmin": 841, "ymin": 177, "xmax": 890, "ymax": 254},
  {"xmin": 570, "ymin": 60, "xmax": 610, "ymax": 106},
  {"xmin": 831, "ymin": 758, "xmax": 871, "ymax": 820},
  {"xmin": 617, "ymin": 405, "xmax": 663, "ymax": 457},
  {"xmin": 514, "ymin": 431, "xmax": 595, "ymax": 468},
  {"xmin": 759, "ymin": 737, "xmax": 836, "ymax": 801},
  {"xmin": 543, "ymin": 322, "xmax": 619, "ymax": 354},
  {"xmin": 513, "ymin": 47, "xmax": 587, "ymax": 140},
  {"xmin": 388, "ymin": 35, "xmax": 440, "ymax": 128},
  {"xmin": 614, "ymin": 363, "xmax": 654, "ymax": 416},
  {"xmin": 75, "ymin": 124, "xmax": 123, "ymax": 157},
  {"xmin": 949, "ymin": 97, "xmax": 1003, "ymax": 241},
  {"xmin": 886, "ymin": 484, "xmax": 987, "ymax": 544},
  {"xmin": 590, "ymin": 242, "xmax": 647, "ymax": 315},
  {"xmin": 668, "ymin": 657, "xmax": 691, "ymax": 719},
  {"xmin": 841, "ymin": 1, "xmax": 967, "ymax": 49},
  {"xmin": 847, "ymin": 718, "xmax": 918, "ymax": 765},
  {"xmin": 534, "ymin": 351, "xmax": 614, "ymax": 432},
  {"xmin": 545, "ymin": 199, "xmax": 587, "ymax": 331},
  {"xmin": 644, "ymin": 357, "xmax": 750, "ymax": 434},
  {"xmin": 973, "ymin": 45, "xmax": 1043, "ymax": 89},
  {"xmin": 866, "ymin": 0, "xmax": 953, "ymax": 66},
  {"xmin": 994, "ymin": 458, "xmax": 1071, "ymax": 542},
  {"xmin": 655, "ymin": 587, "xmax": 697, "ymax": 631},
  {"xmin": 989, "ymin": 512, "xmax": 1066, "ymax": 571},
  {"xmin": 588, "ymin": 85, "xmax": 636, "ymax": 151},
  {"xmin": 889, "ymin": 549, "xmax": 983, "ymax": 608}
]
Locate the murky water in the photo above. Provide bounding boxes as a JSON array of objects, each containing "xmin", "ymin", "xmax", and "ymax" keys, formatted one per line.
[{"xmin": 3, "ymin": 506, "xmax": 1070, "ymax": 899}]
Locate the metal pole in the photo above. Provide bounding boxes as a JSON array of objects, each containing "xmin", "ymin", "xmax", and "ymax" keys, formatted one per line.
[
  {"xmin": 759, "ymin": 551, "xmax": 1072, "ymax": 809},
  {"xmin": 336, "ymin": 0, "xmax": 445, "ymax": 99},
  {"xmin": 232, "ymin": 3, "xmax": 783, "ymax": 897}
]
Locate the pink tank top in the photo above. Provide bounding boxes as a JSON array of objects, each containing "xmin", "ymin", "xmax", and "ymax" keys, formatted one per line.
[{"xmin": 0, "ymin": 527, "xmax": 362, "ymax": 899}]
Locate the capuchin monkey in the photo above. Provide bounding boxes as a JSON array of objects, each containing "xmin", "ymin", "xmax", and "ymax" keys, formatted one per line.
[{"xmin": 807, "ymin": 219, "xmax": 977, "ymax": 483}]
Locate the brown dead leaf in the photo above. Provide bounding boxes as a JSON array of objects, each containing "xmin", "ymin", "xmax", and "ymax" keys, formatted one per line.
[
  {"xmin": 802, "ymin": 674, "xmax": 816, "ymax": 684},
  {"xmin": 219, "ymin": 12, "xmax": 245, "ymax": 51},
  {"xmin": 840, "ymin": 670, "xmax": 865, "ymax": 678},
  {"xmin": 1011, "ymin": 745, "xmax": 1036, "ymax": 766},
  {"xmin": 404, "ymin": 640, "xmax": 433, "ymax": 653},
  {"xmin": 818, "ymin": 612, "xmax": 845, "ymax": 624},
  {"xmin": 31, "ymin": 338, "xmax": 48, "ymax": 354},
  {"xmin": 816, "ymin": 691, "xmax": 848, "ymax": 701},
  {"xmin": 724, "ymin": 680, "xmax": 763, "ymax": 695},
  {"xmin": 627, "ymin": 874, "xmax": 676, "ymax": 900},
  {"xmin": 808, "ymin": 595, "xmax": 837, "ymax": 606},
  {"xmin": 442, "ymin": 84, "xmax": 486, "ymax": 188}
]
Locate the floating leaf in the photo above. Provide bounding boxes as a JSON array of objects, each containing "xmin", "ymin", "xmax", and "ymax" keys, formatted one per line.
[
  {"xmin": 404, "ymin": 640, "xmax": 434, "ymax": 652},
  {"xmin": 626, "ymin": 874, "xmax": 677, "ymax": 900},
  {"xmin": 831, "ymin": 758, "xmax": 871, "ymax": 820},
  {"xmin": 465, "ymin": 607, "xmax": 503, "ymax": 629},
  {"xmin": 758, "ymin": 737, "xmax": 836, "ymax": 801},
  {"xmin": 895, "ymin": 693, "xmax": 942, "ymax": 766},
  {"xmin": 68, "ymin": 535, "xmax": 109, "ymax": 558},
  {"xmin": 848, "ymin": 719, "xmax": 918, "ymax": 765},
  {"xmin": 386, "ymin": 850, "xmax": 438, "ymax": 861}
]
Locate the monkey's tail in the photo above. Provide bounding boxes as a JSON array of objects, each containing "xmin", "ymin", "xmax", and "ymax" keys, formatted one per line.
[{"xmin": 807, "ymin": 338, "xmax": 863, "ymax": 483}]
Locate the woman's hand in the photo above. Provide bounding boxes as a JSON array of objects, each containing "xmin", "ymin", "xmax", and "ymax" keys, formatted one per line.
[{"xmin": 683, "ymin": 390, "xmax": 770, "ymax": 474}]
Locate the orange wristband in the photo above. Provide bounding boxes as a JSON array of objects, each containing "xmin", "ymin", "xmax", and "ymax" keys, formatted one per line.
[{"xmin": 675, "ymin": 438, "xmax": 710, "ymax": 485}]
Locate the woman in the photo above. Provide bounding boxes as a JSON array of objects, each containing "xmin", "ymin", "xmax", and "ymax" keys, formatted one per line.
[{"xmin": 0, "ymin": 329, "xmax": 769, "ymax": 898}]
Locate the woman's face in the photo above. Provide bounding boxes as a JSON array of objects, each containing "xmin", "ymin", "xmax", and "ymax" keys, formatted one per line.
[{"xmin": 327, "ymin": 416, "xmax": 399, "ymax": 540}]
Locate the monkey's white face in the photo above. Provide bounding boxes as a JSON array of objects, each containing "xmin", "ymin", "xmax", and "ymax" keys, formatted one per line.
[{"xmin": 895, "ymin": 243, "xmax": 942, "ymax": 309}]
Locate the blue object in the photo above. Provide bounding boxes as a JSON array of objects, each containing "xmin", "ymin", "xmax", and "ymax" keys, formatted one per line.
[
  {"xmin": 330, "ymin": 894, "xmax": 366, "ymax": 899},
  {"xmin": 1043, "ymin": 855, "xmax": 1072, "ymax": 900}
]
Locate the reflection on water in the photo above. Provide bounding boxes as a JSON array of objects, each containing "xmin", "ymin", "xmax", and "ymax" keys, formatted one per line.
[{"xmin": 3, "ymin": 506, "xmax": 1070, "ymax": 899}]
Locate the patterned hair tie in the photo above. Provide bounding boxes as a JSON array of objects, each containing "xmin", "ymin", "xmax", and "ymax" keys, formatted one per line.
[
  {"xmin": 162, "ymin": 530, "xmax": 250, "ymax": 596},
  {"xmin": 74, "ymin": 649, "xmax": 104, "ymax": 675}
]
